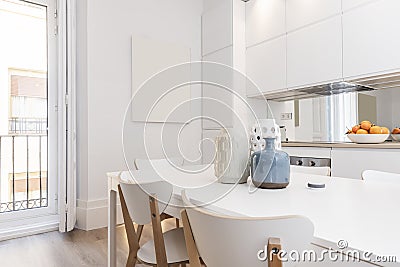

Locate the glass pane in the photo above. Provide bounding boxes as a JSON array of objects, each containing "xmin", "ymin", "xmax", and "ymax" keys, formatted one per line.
[{"xmin": 0, "ymin": 0, "xmax": 48, "ymax": 212}]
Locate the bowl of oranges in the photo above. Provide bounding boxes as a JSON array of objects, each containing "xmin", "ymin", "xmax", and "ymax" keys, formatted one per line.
[
  {"xmin": 346, "ymin": 121, "xmax": 390, "ymax": 144},
  {"xmin": 392, "ymin": 128, "xmax": 400, "ymax": 142}
]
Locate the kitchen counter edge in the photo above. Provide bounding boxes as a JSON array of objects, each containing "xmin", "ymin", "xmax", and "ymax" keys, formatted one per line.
[{"xmin": 282, "ymin": 142, "xmax": 400, "ymax": 149}]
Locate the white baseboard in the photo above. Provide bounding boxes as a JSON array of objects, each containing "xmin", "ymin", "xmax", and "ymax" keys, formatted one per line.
[
  {"xmin": 76, "ymin": 198, "xmax": 124, "ymax": 230},
  {"xmin": 0, "ymin": 214, "xmax": 59, "ymax": 241}
]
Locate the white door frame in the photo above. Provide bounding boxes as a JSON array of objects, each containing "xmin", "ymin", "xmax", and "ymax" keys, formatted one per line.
[{"xmin": 57, "ymin": 0, "xmax": 77, "ymax": 233}]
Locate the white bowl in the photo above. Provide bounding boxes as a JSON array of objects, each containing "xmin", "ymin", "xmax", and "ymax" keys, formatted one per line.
[
  {"xmin": 392, "ymin": 134, "xmax": 400, "ymax": 142},
  {"xmin": 347, "ymin": 134, "xmax": 389, "ymax": 144}
]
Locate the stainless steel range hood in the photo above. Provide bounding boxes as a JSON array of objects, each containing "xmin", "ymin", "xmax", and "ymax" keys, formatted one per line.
[
  {"xmin": 348, "ymin": 71, "xmax": 400, "ymax": 90},
  {"xmin": 254, "ymin": 70, "xmax": 400, "ymax": 102},
  {"xmin": 261, "ymin": 81, "xmax": 376, "ymax": 102}
]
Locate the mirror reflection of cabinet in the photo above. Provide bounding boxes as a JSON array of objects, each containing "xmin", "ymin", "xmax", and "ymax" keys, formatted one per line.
[
  {"xmin": 283, "ymin": 93, "xmax": 360, "ymax": 142},
  {"xmin": 357, "ymin": 93, "xmax": 377, "ymax": 124}
]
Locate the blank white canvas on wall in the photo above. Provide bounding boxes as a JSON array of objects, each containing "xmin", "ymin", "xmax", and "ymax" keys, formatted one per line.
[{"xmin": 131, "ymin": 35, "xmax": 192, "ymax": 123}]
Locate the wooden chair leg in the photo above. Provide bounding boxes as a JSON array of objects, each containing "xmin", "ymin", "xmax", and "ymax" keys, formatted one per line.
[
  {"xmin": 136, "ymin": 224, "xmax": 144, "ymax": 243},
  {"xmin": 181, "ymin": 210, "xmax": 201, "ymax": 267},
  {"xmin": 149, "ymin": 195, "xmax": 168, "ymax": 267},
  {"xmin": 176, "ymin": 218, "xmax": 180, "ymax": 228},
  {"xmin": 267, "ymin": 237, "xmax": 282, "ymax": 267},
  {"xmin": 118, "ymin": 185, "xmax": 140, "ymax": 267}
]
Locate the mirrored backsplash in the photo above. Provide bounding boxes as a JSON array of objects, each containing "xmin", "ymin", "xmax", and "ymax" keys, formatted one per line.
[{"xmin": 269, "ymin": 87, "xmax": 400, "ymax": 142}]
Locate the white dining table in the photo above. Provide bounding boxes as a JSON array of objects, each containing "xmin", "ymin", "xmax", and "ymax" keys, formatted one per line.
[{"xmin": 107, "ymin": 166, "xmax": 400, "ymax": 267}]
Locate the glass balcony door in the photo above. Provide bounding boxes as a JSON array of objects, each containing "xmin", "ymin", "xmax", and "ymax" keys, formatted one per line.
[{"xmin": 0, "ymin": 0, "xmax": 58, "ymax": 220}]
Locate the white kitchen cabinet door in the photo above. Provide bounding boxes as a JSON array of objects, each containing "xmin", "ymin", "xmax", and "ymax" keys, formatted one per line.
[
  {"xmin": 331, "ymin": 148, "xmax": 400, "ymax": 179},
  {"xmin": 202, "ymin": 0, "xmax": 232, "ymax": 56},
  {"xmin": 245, "ymin": 0, "xmax": 286, "ymax": 48},
  {"xmin": 202, "ymin": 47, "xmax": 233, "ymax": 129},
  {"xmin": 343, "ymin": 0, "xmax": 400, "ymax": 79},
  {"xmin": 287, "ymin": 15, "xmax": 342, "ymax": 89},
  {"xmin": 246, "ymin": 36, "xmax": 286, "ymax": 96},
  {"xmin": 286, "ymin": 0, "xmax": 341, "ymax": 32},
  {"xmin": 342, "ymin": 0, "xmax": 378, "ymax": 12}
]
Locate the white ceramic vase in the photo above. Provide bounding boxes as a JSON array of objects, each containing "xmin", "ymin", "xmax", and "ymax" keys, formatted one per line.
[{"xmin": 214, "ymin": 128, "xmax": 249, "ymax": 184}]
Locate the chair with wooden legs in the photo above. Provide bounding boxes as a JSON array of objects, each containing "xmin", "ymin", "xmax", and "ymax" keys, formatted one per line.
[
  {"xmin": 134, "ymin": 158, "xmax": 182, "ymax": 228},
  {"xmin": 119, "ymin": 180, "xmax": 189, "ymax": 267},
  {"xmin": 180, "ymin": 191, "xmax": 314, "ymax": 267}
]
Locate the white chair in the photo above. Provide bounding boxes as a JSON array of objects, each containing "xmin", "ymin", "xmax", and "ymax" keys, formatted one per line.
[
  {"xmin": 362, "ymin": 170, "xmax": 400, "ymax": 184},
  {"xmin": 180, "ymin": 191, "xmax": 314, "ymax": 267},
  {"xmin": 290, "ymin": 165, "xmax": 331, "ymax": 176},
  {"xmin": 134, "ymin": 157, "xmax": 184, "ymax": 228},
  {"xmin": 134, "ymin": 157, "xmax": 184, "ymax": 170},
  {"xmin": 119, "ymin": 180, "xmax": 189, "ymax": 266}
]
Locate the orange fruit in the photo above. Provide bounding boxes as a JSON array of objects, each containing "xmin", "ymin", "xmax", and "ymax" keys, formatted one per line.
[
  {"xmin": 393, "ymin": 128, "xmax": 400, "ymax": 134},
  {"xmin": 381, "ymin": 127, "xmax": 390, "ymax": 134},
  {"xmin": 360, "ymin": 121, "xmax": 372, "ymax": 131},
  {"xmin": 356, "ymin": 129, "xmax": 369, "ymax": 134},
  {"xmin": 352, "ymin": 125, "xmax": 361, "ymax": 133},
  {"xmin": 369, "ymin": 126, "xmax": 382, "ymax": 134}
]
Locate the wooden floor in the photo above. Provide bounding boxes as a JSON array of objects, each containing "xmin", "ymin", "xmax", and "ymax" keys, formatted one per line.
[
  {"xmin": 0, "ymin": 219, "xmax": 377, "ymax": 267},
  {"xmin": 0, "ymin": 219, "xmax": 177, "ymax": 267}
]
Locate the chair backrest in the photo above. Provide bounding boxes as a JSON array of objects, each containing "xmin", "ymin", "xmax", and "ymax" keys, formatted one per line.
[
  {"xmin": 182, "ymin": 192, "xmax": 314, "ymax": 267},
  {"xmin": 290, "ymin": 165, "xmax": 331, "ymax": 176},
  {"xmin": 362, "ymin": 170, "xmax": 400, "ymax": 184},
  {"xmin": 134, "ymin": 157, "xmax": 184, "ymax": 170},
  {"xmin": 119, "ymin": 180, "xmax": 173, "ymax": 225}
]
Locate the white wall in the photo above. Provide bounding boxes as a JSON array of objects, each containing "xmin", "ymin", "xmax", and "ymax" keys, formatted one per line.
[{"xmin": 76, "ymin": 0, "xmax": 203, "ymax": 230}]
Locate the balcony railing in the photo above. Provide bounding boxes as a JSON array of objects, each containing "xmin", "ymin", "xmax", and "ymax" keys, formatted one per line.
[
  {"xmin": 8, "ymin": 118, "xmax": 47, "ymax": 134},
  {"xmin": 0, "ymin": 134, "xmax": 48, "ymax": 213}
]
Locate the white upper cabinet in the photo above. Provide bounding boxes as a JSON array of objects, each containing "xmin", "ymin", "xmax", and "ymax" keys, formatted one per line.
[
  {"xmin": 287, "ymin": 16, "xmax": 342, "ymax": 88},
  {"xmin": 343, "ymin": 0, "xmax": 400, "ymax": 78},
  {"xmin": 246, "ymin": 36, "xmax": 286, "ymax": 95},
  {"xmin": 286, "ymin": 0, "xmax": 341, "ymax": 32},
  {"xmin": 202, "ymin": 0, "xmax": 232, "ymax": 56},
  {"xmin": 245, "ymin": 0, "xmax": 286, "ymax": 47},
  {"xmin": 342, "ymin": 0, "xmax": 377, "ymax": 12}
]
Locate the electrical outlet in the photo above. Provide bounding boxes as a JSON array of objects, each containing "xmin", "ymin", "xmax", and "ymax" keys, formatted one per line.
[{"xmin": 280, "ymin": 113, "xmax": 293, "ymax": 120}]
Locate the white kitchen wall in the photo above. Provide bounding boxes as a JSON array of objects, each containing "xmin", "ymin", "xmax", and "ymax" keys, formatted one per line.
[{"xmin": 76, "ymin": 0, "xmax": 203, "ymax": 230}]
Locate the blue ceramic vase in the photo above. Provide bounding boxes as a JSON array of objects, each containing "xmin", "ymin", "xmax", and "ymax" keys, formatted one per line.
[{"xmin": 251, "ymin": 138, "xmax": 290, "ymax": 189}]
